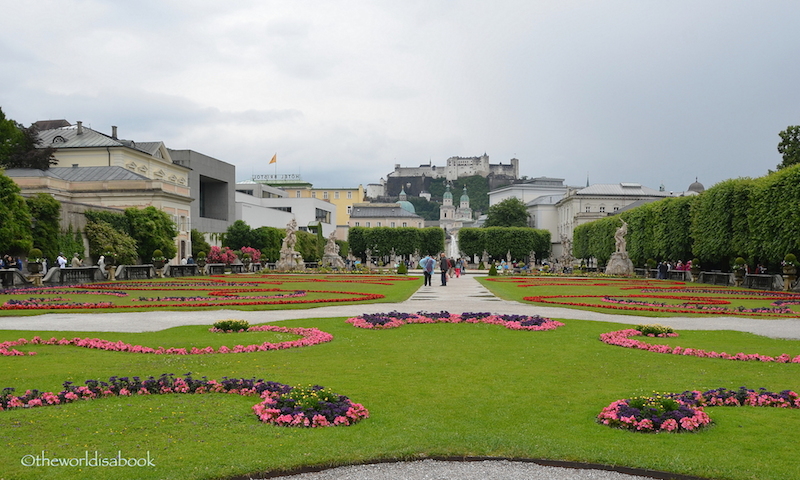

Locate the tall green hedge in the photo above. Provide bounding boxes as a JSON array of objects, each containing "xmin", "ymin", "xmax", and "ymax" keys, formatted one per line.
[
  {"xmin": 576, "ymin": 164, "xmax": 800, "ymax": 271},
  {"xmin": 457, "ymin": 227, "xmax": 550, "ymax": 261},
  {"xmin": 348, "ymin": 226, "xmax": 444, "ymax": 260}
]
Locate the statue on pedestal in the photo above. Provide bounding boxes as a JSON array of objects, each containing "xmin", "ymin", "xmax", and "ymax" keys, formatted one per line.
[
  {"xmin": 321, "ymin": 232, "xmax": 345, "ymax": 269},
  {"xmin": 275, "ymin": 219, "xmax": 304, "ymax": 271},
  {"xmin": 605, "ymin": 220, "xmax": 634, "ymax": 276}
]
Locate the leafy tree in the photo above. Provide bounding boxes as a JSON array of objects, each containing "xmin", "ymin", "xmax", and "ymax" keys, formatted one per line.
[
  {"xmin": 0, "ymin": 108, "xmax": 56, "ymax": 170},
  {"xmin": 191, "ymin": 229, "xmax": 212, "ymax": 258},
  {"xmin": 250, "ymin": 226, "xmax": 283, "ymax": 262},
  {"xmin": 125, "ymin": 206, "xmax": 178, "ymax": 260},
  {"xmin": 483, "ymin": 197, "xmax": 529, "ymax": 227},
  {"xmin": 0, "ymin": 172, "xmax": 33, "ymax": 255},
  {"xmin": 26, "ymin": 193, "xmax": 61, "ymax": 262},
  {"xmin": 85, "ymin": 210, "xmax": 130, "ymax": 233},
  {"xmin": 57, "ymin": 224, "xmax": 85, "ymax": 260},
  {"xmin": 777, "ymin": 125, "xmax": 800, "ymax": 170},
  {"xmin": 84, "ymin": 220, "xmax": 138, "ymax": 264},
  {"xmin": 223, "ymin": 220, "xmax": 252, "ymax": 251},
  {"xmin": 295, "ymin": 230, "xmax": 319, "ymax": 262}
]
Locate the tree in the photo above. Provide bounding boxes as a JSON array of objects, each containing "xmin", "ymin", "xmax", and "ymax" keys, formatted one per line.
[
  {"xmin": 26, "ymin": 193, "xmax": 61, "ymax": 262},
  {"xmin": 191, "ymin": 229, "xmax": 212, "ymax": 258},
  {"xmin": 777, "ymin": 126, "xmax": 800, "ymax": 170},
  {"xmin": 483, "ymin": 197, "xmax": 529, "ymax": 227},
  {"xmin": 223, "ymin": 220, "xmax": 252, "ymax": 250},
  {"xmin": 84, "ymin": 220, "xmax": 139, "ymax": 265},
  {"xmin": 0, "ymin": 172, "xmax": 33, "ymax": 254},
  {"xmin": 125, "ymin": 206, "xmax": 178, "ymax": 260},
  {"xmin": 0, "ymin": 107, "xmax": 56, "ymax": 170}
]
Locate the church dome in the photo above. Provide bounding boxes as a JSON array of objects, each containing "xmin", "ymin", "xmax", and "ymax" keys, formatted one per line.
[
  {"xmin": 398, "ymin": 200, "xmax": 416, "ymax": 213},
  {"xmin": 460, "ymin": 186, "xmax": 469, "ymax": 203},
  {"xmin": 443, "ymin": 185, "xmax": 453, "ymax": 200},
  {"xmin": 688, "ymin": 178, "xmax": 705, "ymax": 193}
]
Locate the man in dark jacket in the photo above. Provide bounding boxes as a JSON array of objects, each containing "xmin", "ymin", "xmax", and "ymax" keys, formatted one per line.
[{"xmin": 439, "ymin": 253, "xmax": 450, "ymax": 286}]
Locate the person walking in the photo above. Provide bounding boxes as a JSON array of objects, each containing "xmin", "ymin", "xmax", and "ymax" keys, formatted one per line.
[
  {"xmin": 439, "ymin": 253, "xmax": 450, "ymax": 286},
  {"xmin": 420, "ymin": 254, "xmax": 435, "ymax": 286}
]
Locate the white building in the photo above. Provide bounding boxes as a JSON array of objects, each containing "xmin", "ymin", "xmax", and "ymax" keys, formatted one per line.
[{"xmin": 235, "ymin": 182, "xmax": 337, "ymax": 236}]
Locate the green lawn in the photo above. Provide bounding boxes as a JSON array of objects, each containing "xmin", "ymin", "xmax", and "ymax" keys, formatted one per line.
[
  {"xmin": 0, "ymin": 274, "xmax": 420, "ymax": 316},
  {"xmin": 479, "ymin": 276, "xmax": 800, "ymax": 318},
  {"xmin": 0, "ymin": 276, "xmax": 799, "ymax": 479}
]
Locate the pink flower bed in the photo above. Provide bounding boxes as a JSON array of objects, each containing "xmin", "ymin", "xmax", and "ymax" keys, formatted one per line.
[
  {"xmin": 600, "ymin": 329, "xmax": 800, "ymax": 363},
  {"xmin": 0, "ymin": 325, "xmax": 333, "ymax": 357}
]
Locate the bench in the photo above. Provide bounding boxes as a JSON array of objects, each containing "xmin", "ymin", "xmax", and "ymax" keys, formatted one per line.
[
  {"xmin": 699, "ymin": 272, "xmax": 732, "ymax": 286},
  {"xmin": 744, "ymin": 274, "xmax": 777, "ymax": 291},
  {"xmin": 48, "ymin": 267, "xmax": 103, "ymax": 285},
  {"xmin": 667, "ymin": 270, "xmax": 690, "ymax": 281},
  {"xmin": 119, "ymin": 265, "xmax": 155, "ymax": 280},
  {"xmin": 206, "ymin": 263, "xmax": 226, "ymax": 275},
  {"xmin": 166, "ymin": 264, "xmax": 199, "ymax": 277},
  {"xmin": 229, "ymin": 264, "xmax": 245, "ymax": 274},
  {"xmin": 0, "ymin": 268, "xmax": 31, "ymax": 288}
]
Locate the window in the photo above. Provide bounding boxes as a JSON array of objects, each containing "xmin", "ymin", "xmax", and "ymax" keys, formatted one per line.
[
  {"xmin": 402, "ymin": 222, "xmax": 407, "ymax": 227},
  {"xmin": 311, "ymin": 191, "xmax": 316, "ymax": 198},
  {"xmin": 295, "ymin": 191, "xmax": 301, "ymax": 198},
  {"xmin": 613, "ymin": 206, "xmax": 619, "ymax": 212},
  {"xmin": 599, "ymin": 206, "xmax": 606, "ymax": 213},
  {"xmin": 376, "ymin": 222, "xmax": 381, "ymax": 227},
  {"xmin": 347, "ymin": 191, "xmax": 352, "ymax": 199},
  {"xmin": 323, "ymin": 191, "xmax": 328, "ymax": 199},
  {"xmin": 585, "ymin": 206, "xmax": 590, "ymax": 213},
  {"xmin": 334, "ymin": 191, "xmax": 340, "ymax": 199},
  {"xmin": 366, "ymin": 222, "xmax": 371, "ymax": 227},
  {"xmin": 390, "ymin": 222, "xmax": 395, "ymax": 227},
  {"xmin": 354, "ymin": 222, "xmax": 360, "ymax": 226},
  {"xmin": 346, "ymin": 205, "xmax": 352, "ymax": 214}
]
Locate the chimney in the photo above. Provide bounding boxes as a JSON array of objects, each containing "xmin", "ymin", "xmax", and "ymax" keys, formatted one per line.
[
  {"xmin": 111, "ymin": 126, "xmax": 118, "ymax": 139},
  {"xmin": 76, "ymin": 121, "xmax": 83, "ymax": 135}
]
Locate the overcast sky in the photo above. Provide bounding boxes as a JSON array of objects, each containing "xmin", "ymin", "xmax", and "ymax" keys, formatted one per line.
[{"xmin": 1, "ymin": 1, "xmax": 798, "ymax": 192}]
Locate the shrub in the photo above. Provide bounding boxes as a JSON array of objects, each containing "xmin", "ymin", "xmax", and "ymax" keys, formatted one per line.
[
  {"xmin": 488, "ymin": 263, "xmax": 498, "ymax": 276},
  {"xmin": 212, "ymin": 319, "xmax": 250, "ymax": 332},
  {"xmin": 397, "ymin": 263, "xmax": 408, "ymax": 275},
  {"xmin": 28, "ymin": 248, "xmax": 43, "ymax": 261}
]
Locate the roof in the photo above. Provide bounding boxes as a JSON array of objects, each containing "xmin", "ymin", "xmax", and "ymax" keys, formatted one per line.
[
  {"xmin": 36, "ymin": 125, "xmax": 167, "ymax": 160},
  {"xmin": 526, "ymin": 193, "xmax": 565, "ymax": 206},
  {"xmin": 350, "ymin": 204, "xmax": 422, "ymax": 218},
  {"xmin": 576, "ymin": 183, "xmax": 667, "ymax": 197},
  {"xmin": 5, "ymin": 166, "xmax": 150, "ymax": 182}
]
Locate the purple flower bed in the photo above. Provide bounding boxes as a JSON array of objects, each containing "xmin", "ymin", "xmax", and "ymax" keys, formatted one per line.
[
  {"xmin": 347, "ymin": 311, "xmax": 565, "ymax": 331},
  {"xmin": 598, "ymin": 386, "xmax": 800, "ymax": 433},
  {"xmin": 0, "ymin": 373, "xmax": 368, "ymax": 428}
]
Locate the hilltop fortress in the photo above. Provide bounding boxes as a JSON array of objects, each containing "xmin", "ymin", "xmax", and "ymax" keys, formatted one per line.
[{"xmin": 381, "ymin": 154, "xmax": 519, "ymax": 197}]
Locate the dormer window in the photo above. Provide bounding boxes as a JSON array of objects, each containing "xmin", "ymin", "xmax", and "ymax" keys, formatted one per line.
[{"xmin": 52, "ymin": 136, "xmax": 66, "ymax": 144}]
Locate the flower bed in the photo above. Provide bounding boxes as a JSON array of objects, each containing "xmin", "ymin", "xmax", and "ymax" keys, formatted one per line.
[
  {"xmin": 0, "ymin": 373, "xmax": 368, "ymax": 428},
  {"xmin": 599, "ymin": 328, "xmax": 800, "ymax": 363},
  {"xmin": 346, "ymin": 311, "xmax": 565, "ymax": 331},
  {"xmin": 598, "ymin": 387, "xmax": 800, "ymax": 433},
  {"xmin": 0, "ymin": 325, "xmax": 333, "ymax": 356}
]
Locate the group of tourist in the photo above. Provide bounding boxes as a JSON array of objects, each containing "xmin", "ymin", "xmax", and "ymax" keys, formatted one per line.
[
  {"xmin": 419, "ymin": 254, "xmax": 465, "ymax": 286},
  {"xmin": 1, "ymin": 255, "xmax": 22, "ymax": 270}
]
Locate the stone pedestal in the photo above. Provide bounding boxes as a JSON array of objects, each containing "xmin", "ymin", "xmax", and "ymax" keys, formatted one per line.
[
  {"xmin": 321, "ymin": 253, "xmax": 345, "ymax": 269},
  {"xmin": 275, "ymin": 248, "xmax": 304, "ymax": 271},
  {"xmin": 605, "ymin": 252, "xmax": 634, "ymax": 276}
]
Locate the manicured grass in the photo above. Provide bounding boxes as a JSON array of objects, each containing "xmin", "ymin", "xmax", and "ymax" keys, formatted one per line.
[
  {"xmin": 1, "ymin": 316, "xmax": 800, "ymax": 479},
  {"xmin": 479, "ymin": 276, "xmax": 800, "ymax": 318},
  {"xmin": 0, "ymin": 274, "xmax": 420, "ymax": 316}
]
